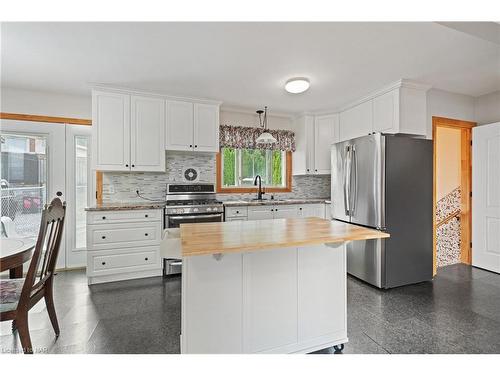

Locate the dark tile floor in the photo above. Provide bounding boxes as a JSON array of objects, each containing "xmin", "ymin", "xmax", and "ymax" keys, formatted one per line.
[{"xmin": 1, "ymin": 263, "xmax": 499, "ymax": 354}]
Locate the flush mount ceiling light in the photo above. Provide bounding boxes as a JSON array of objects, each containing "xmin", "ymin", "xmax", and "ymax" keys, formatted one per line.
[
  {"xmin": 256, "ymin": 106, "xmax": 277, "ymax": 144},
  {"xmin": 285, "ymin": 78, "xmax": 310, "ymax": 94}
]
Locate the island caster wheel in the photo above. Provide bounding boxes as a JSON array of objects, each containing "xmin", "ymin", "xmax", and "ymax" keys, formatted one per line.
[{"xmin": 333, "ymin": 344, "xmax": 344, "ymax": 353}]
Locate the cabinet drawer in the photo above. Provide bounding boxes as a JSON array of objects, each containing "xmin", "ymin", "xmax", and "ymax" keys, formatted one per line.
[
  {"xmin": 87, "ymin": 246, "xmax": 160, "ymax": 277},
  {"xmin": 88, "ymin": 221, "xmax": 162, "ymax": 250},
  {"xmin": 87, "ymin": 209, "xmax": 162, "ymax": 224},
  {"xmin": 225, "ymin": 217, "xmax": 247, "ymax": 222},
  {"xmin": 225, "ymin": 206, "xmax": 248, "ymax": 218}
]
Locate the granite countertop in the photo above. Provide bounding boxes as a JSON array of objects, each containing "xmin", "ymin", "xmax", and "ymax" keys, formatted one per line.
[
  {"xmin": 85, "ymin": 201, "xmax": 166, "ymax": 211},
  {"xmin": 222, "ymin": 198, "xmax": 331, "ymax": 207},
  {"xmin": 181, "ymin": 218, "xmax": 389, "ymax": 256}
]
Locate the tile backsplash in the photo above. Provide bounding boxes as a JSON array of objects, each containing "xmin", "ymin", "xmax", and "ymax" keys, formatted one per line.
[{"xmin": 101, "ymin": 151, "xmax": 330, "ymax": 203}]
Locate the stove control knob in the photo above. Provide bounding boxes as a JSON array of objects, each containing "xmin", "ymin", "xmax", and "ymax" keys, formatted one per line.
[
  {"xmin": 206, "ymin": 207, "xmax": 212, "ymax": 212},
  {"xmin": 193, "ymin": 207, "xmax": 199, "ymax": 213}
]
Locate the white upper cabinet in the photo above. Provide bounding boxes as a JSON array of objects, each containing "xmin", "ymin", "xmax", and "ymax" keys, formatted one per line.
[
  {"xmin": 130, "ymin": 96, "xmax": 165, "ymax": 172},
  {"xmin": 166, "ymin": 100, "xmax": 194, "ymax": 151},
  {"xmin": 194, "ymin": 103, "xmax": 219, "ymax": 152},
  {"xmin": 92, "ymin": 90, "xmax": 166, "ymax": 172},
  {"xmin": 338, "ymin": 80, "xmax": 429, "ymax": 142},
  {"xmin": 166, "ymin": 100, "xmax": 220, "ymax": 153},
  {"xmin": 293, "ymin": 114, "xmax": 337, "ymax": 175},
  {"xmin": 314, "ymin": 114, "xmax": 338, "ymax": 174},
  {"xmin": 338, "ymin": 100, "xmax": 373, "ymax": 142},
  {"xmin": 373, "ymin": 89, "xmax": 398, "ymax": 133},
  {"xmin": 92, "ymin": 90, "xmax": 131, "ymax": 171}
]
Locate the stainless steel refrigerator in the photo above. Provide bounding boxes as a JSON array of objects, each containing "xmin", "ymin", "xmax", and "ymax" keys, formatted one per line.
[{"xmin": 331, "ymin": 133, "xmax": 433, "ymax": 288}]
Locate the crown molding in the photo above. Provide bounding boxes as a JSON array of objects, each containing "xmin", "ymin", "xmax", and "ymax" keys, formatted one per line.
[
  {"xmin": 337, "ymin": 79, "xmax": 432, "ymax": 113},
  {"xmin": 220, "ymin": 105, "xmax": 295, "ymax": 119},
  {"xmin": 89, "ymin": 83, "xmax": 223, "ymax": 106}
]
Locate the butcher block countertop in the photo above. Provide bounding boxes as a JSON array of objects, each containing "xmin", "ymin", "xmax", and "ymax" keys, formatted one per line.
[{"xmin": 180, "ymin": 217, "xmax": 389, "ymax": 256}]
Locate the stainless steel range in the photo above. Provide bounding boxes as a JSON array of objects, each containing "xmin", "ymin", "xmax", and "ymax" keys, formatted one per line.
[
  {"xmin": 164, "ymin": 183, "xmax": 223, "ymax": 228},
  {"xmin": 163, "ymin": 183, "xmax": 223, "ymax": 276}
]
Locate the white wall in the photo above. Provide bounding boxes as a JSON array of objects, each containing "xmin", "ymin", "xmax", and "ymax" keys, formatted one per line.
[
  {"xmin": 474, "ymin": 90, "xmax": 500, "ymax": 125},
  {"xmin": 1, "ymin": 87, "xmax": 91, "ymax": 119},
  {"xmin": 435, "ymin": 127, "xmax": 461, "ymax": 200},
  {"xmin": 426, "ymin": 88, "xmax": 475, "ymax": 138}
]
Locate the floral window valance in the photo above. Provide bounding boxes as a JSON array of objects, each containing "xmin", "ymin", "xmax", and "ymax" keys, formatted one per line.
[{"xmin": 219, "ymin": 125, "xmax": 296, "ymax": 152}]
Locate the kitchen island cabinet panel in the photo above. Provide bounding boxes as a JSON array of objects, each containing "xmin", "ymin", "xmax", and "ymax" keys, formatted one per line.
[
  {"xmin": 298, "ymin": 244, "xmax": 346, "ymax": 342},
  {"xmin": 182, "ymin": 252, "xmax": 243, "ymax": 354},
  {"xmin": 242, "ymin": 248, "xmax": 298, "ymax": 353}
]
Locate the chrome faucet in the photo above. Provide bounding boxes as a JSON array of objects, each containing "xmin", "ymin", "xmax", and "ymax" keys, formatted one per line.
[{"xmin": 253, "ymin": 175, "xmax": 264, "ymax": 200}]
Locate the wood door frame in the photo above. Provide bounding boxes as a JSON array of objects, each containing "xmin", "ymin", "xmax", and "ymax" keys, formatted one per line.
[{"xmin": 432, "ymin": 116, "xmax": 476, "ymax": 275}]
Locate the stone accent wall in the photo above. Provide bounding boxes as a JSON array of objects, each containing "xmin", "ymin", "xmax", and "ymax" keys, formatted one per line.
[{"xmin": 101, "ymin": 151, "xmax": 330, "ymax": 203}]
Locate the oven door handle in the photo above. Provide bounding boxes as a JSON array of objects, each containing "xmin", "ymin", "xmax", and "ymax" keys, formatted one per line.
[{"xmin": 168, "ymin": 213, "xmax": 223, "ymax": 221}]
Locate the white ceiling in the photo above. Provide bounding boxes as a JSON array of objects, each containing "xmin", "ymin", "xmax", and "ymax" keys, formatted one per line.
[{"xmin": 1, "ymin": 22, "xmax": 499, "ymax": 114}]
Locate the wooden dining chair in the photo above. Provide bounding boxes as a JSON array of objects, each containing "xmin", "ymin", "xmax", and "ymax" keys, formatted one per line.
[{"xmin": 0, "ymin": 197, "xmax": 66, "ymax": 354}]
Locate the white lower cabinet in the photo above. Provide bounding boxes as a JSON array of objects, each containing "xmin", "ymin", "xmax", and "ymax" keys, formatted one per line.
[
  {"xmin": 181, "ymin": 252, "xmax": 243, "ymax": 353},
  {"xmin": 86, "ymin": 209, "xmax": 163, "ymax": 285},
  {"xmin": 272, "ymin": 205, "xmax": 298, "ymax": 219},
  {"xmin": 181, "ymin": 243, "xmax": 347, "ymax": 353},
  {"xmin": 297, "ymin": 203, "xmax": 326, "ymax": 219},
  {"xmin": 298, "ymin": 244, "xmax": 346, "ymax": 342},
  {"xmin": 243, "ymin": 248, "xmax": 298, "ymax": 352},
  {"xmin": 247, "ymin": 206, "xmax": 275, "ymax": 220},
  {"xmin": 226, "ymin": 203, "xmax": 327, "ymax": 221}
]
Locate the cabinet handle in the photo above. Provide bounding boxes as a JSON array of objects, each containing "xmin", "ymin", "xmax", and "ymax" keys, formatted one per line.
[
  {"xmin": 189, "ymin": 145, "xmax": 193, "ymax": 148},
  {"xmin": 236, "ymin": 210, "xmax": 239, "ymax": 214},
  {"xmin": 125, "ymin": 164, "xmax": 129, "ymax": 167},
  {"xmin": 132, "ymin": 164, "xmax": 135, "ymax": 168},
  {"xmin": 102, "ymin": 216, "xmax": 106, "ymax": 220},
  {"xmin": 299, "ymin": 207, "xmax": 302, "ymax": 210},
  {"xmin": 102, "ymin": 262, "xmax": 106, "ymax": 265},
  {"xmin": 307, "ymin": 169, "xmax": 310, "ymax": 172},
  {"xmin": 195, "ymin": 145, "xmax": 198, "ymax": 148},
  {"xmin": 145, "ymin": 233, "xmax": 148, "ymax": 236},
  {"xmin": 102, "ymin": 236, "xmax": 106, "ymax": 239},
  {"xmin": 145, "ymin": 257, "xmax": 149, "ymax": 261},
  {"xmin": 145, "ymin": 214, "xmax": 148, "ymax": 218},
  {"xmin": 315, "ymin": 169, "xmax": 318, "ymax": 172}
]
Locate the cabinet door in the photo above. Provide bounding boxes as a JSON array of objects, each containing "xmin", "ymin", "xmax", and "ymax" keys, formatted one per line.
[
  {"xmin": 194, "ymin": 103, "xmax": 219, "ymax": 152},
  {"xmin": 247, "ymin": 206, "xmax": 274, "ymax": 220},
  {"xmin": 130, "ymin": 96, "xmax": 165, "ymax": 171},
  {"xmin": 92, "ymin": 91, "xmax": 130, "ymax": 171},
  {"xmin": 298, "ymin": 244, "xmax": 346, "ymax": 342},
  {"xmin": 339, "ymin": 100, "xmax": 373, "ymax": 142},
  {"xmin": 166, "ymin": 100, "xmax": 194, "ymax": 151},
  {"xmin": 314, "ymin": 114, "xmax": 337, "ymax": 174},
  {"xmin": 243, "ymin": 248, "xmax": 298, "ymax": 353},
  {"xmin": 292, "ymin": 115, "xmax": 314, "ymax": 175},
  {"xmin": 373, "ymin": 89, "xmax": 399, "ymax": 133},
  {"xmin": 273, "ymin": 205, "xmax": 298, "ymax": 219},
  {"xmin": 182, "ymin": 253, "xmax": 243, "ymax": 353},
  {"xmin": 299, "ymin": 204, "xmax": 325, "ymax": 218}
]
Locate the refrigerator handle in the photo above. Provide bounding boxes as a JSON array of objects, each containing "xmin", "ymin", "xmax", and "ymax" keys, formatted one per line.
[
  {"xmin": 343, "ymin": 145, "xmax": 351, "ymax": 216},
  {"xmin": 350, "ymin": 145, "xmax": 358, "ymax": 215}
]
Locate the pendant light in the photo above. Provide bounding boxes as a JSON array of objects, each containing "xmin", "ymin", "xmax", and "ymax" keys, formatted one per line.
[{"xmin": 256, "ymin": 106, "xmax": 277, "ymax": 144}]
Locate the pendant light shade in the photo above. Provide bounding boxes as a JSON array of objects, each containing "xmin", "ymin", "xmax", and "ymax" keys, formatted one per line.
[{"xmin": 256, "ymin": 106, "xmax": 277, "ymax": 144}]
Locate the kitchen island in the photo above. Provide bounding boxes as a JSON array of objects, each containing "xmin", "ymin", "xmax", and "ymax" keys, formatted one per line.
[{"xmin": 180, "ymin": 217, "xmax": 389, "ymax": 354}]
